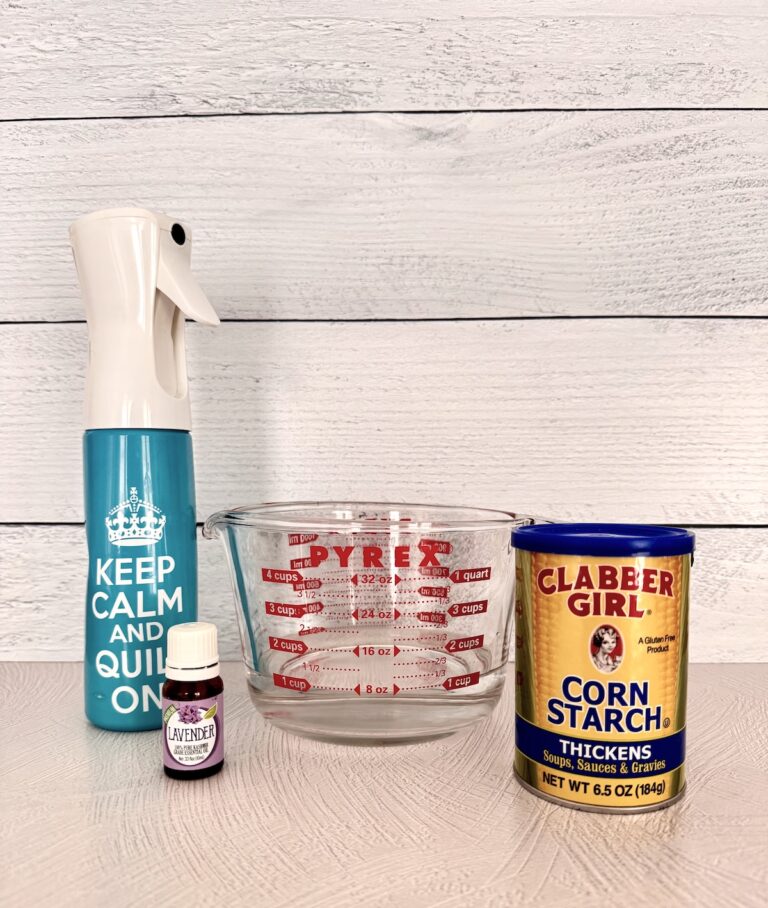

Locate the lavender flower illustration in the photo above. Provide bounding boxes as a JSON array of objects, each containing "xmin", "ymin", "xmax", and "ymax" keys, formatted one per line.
[{"xmin": 177, "ymin": 703, "xmax": 202, "ymax": 724}]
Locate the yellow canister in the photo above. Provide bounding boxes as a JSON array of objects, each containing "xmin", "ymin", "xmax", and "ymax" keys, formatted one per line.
[{"xmin": 512, "ymin": 523, "xmax": 694, "ymax": 813}]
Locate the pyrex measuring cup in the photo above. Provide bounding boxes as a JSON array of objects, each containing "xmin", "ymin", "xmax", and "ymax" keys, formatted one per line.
[{"xmin": 204, "ymin": 502, "xmax": 531, "ymax": 743}]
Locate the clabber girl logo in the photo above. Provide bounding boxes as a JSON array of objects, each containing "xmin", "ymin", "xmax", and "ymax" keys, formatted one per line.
[{"xmin": 590, "ymin": 624, "xmax": 623, "ymax": 673}]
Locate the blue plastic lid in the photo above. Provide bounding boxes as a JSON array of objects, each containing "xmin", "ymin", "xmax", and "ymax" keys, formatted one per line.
[{"xmin": 512, "ymin": 523, "xmax": 695, "ymax": 557}]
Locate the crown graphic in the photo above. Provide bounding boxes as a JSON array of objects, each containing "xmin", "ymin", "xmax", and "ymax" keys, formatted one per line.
[{"xmin": 106, "ymin": 487, "xmax": 166, "ymax": 546}]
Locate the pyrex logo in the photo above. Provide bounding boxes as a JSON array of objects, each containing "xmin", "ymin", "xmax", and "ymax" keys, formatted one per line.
[{"xmin": 308, "ymin": 542, "xmax": 448, "ymax": 569}]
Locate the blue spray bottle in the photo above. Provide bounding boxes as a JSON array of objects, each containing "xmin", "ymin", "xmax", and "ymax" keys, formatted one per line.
[{"xmin": 70, "ymin": 208, "xmax": 219, "ymax": 731}]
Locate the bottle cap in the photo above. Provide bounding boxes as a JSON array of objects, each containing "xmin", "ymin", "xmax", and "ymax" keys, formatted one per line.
[
  {"xmin": 512, "ymin": 523, "xmax": 695, "ymax": 557},
  {"xmin": 70, "ymin": 207, "xmax": 219, "ymax": 431},
  {"xmin": 166, "ymin": 622, "xmax": 220, "ymax": 681}
]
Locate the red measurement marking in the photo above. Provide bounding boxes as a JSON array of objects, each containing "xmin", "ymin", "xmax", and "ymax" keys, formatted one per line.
[
  {"xmin": 262, "ymin": 567, "xmax": 302, "ymax": 584},
  {"xmin": 350, "ymin": 574, "xmax": 402, "ymax": 586},
  {"xmin": 352, "ymin": 607, "xmax": 401, "ymax": 621},
  {"xmin": 418, "ymin": 586, "xmax": 449, "ymax": 599},
  {"xmin": 265, "ymin": 601, "xmax": 324, "ymax": 619},
  {"xmin": 450, "ymin": 567, "xmax": 491, "ymax": 583},
  {"xmin": 353, "ymin": 644, "xmax": 401, "ymax": 657},
  {"xmin": 288, "ymin": 628, "xmax": 446, "ymax": 636},
  {"xmin": 299, "ymin": 611, "xmax": 352, "ymax": 622},
  {"xmin": 448, "ymin": 600, "xmax": 488, "ymax": 618},
  {"xmin": 398, "ymin": 660, "xmax": 446, "ymax": 668},
  {"xmin": 354, "ymin": 683, "xmax": 400, "ymax": 697},
  {"xmin": 416, "ymin": 611, "xmax": 447, "ymax": 626},
  {"xmin": 273, "ymin": 672, "xmax": 311, "ymax": 693},
  {"xmin": 445, "ymin": 634, "xmax": 484, "ymax": 654},
  {"xmin": 312, "ymin": 684, "xmax": 356, "ymax": 692},
  {"xmin": 293, "ymin": 578, "xmax": 322, "ymax": 591},
  {"xmin": 298, "ymin": 627, "xmax": 326, "ymax": 636},
  {"xmin": 394, "ymin": 673, "xmax": 445, "ymax": 681},
  {"xmin": 269, "ymin": 636, "xmax": 308, "ymax": 655},
  {"xmin": 290, "ymin": 556, "xmax": 314, "ymax": 570},
  {"xmin": 288, "ymin": 533, "xmax": 319, "ymax": 546},
  {"xmin": 443, "ymin": 671, "xmax": 481, "ymax": 691},
  {"xmin": 419, "ymin": 565, "xmax": 450, "ymax": 579},
  {"xmin": 418, "ymin": 539, "xmax": 453, "ymax": 555}
]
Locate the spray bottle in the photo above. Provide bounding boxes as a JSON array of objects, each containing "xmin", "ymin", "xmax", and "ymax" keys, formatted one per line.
[{"xmin": 70, "ymin": 208, "xmax": 219, "ymax": 731}]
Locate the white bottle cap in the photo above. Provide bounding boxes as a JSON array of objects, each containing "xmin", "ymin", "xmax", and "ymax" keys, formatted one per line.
[
  {"xmin": 70, "ymin": 207, "xmax": 220, "ymax": 431},
  {"xmin": 166, "ymin": 622, "xmax": 220, "ymax": 681}
]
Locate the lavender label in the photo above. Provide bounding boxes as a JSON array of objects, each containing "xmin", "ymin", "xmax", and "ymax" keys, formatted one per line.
[{"xmin": 162, "ymin": 695, "xmax": 223, "ymax": 770}]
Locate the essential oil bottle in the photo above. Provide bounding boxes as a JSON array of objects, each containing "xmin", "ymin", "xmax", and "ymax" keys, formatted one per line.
[{"xmin": 162, "ymin": 623, "xmax": 224, "ymax": 779}]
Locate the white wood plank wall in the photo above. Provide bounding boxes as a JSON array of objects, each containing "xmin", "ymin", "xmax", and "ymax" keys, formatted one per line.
[{"xmin": 1, "ymin": 3, "xmax": 766, "ymax": 661}]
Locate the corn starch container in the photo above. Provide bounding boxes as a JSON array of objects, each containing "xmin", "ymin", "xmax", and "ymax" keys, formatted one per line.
[{"xmin": 512, "ymin": 524, "xmax": 694, "ymax": 813}]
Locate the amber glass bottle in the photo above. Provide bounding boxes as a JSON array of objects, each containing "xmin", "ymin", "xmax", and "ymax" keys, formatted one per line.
[{"xmin": 162, "ymin": 623, "xmax": 224, "ymax": 780}]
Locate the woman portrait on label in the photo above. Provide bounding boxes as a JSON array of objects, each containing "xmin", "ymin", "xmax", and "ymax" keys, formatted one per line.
[{"xmin": 591, "ymin": 625, "xmax": 623, "ymax": 673}]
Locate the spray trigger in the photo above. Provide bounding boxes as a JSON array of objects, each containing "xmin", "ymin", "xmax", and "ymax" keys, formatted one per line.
[
  {"xmin": 70, "ymin": 207, "xmax": 219, "ymax": 430},
  {"xmin": 157, "ymin": 226, "xmax": 220, "ymax": 326}
]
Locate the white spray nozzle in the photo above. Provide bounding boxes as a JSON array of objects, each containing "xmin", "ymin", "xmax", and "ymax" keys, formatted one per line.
[{"xmin": 70, "ymin": 207, "xmax": 219, "ymax": 431}]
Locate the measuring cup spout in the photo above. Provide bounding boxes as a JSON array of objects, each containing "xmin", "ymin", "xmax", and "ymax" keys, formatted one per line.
[{"xmin": 202, "ymin": 510, "xmax": 228, "ymax": 539}]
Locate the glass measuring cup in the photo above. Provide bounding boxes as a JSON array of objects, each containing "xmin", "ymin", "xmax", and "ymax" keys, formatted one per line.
[{"xmin": 204, "ymin": 502, "xmax": 532, "ymax": 743}]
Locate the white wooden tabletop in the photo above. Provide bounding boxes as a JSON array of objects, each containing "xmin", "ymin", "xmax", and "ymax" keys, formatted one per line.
[{"xmin": 4, "ymin": 662, "xmax": 767, "ymax": 907}]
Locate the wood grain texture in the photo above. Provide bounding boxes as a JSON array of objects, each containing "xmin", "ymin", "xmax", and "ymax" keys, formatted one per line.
[
  {"xmin": 2, "ymin": 662, "xmax": 767, "ymax": 907},
  {"xmin": 1, "ymin": 526, "xmax": 765, "ymax": 663},
  {"xmin": 2, "ymin": 319, "xmax": 766, "ymax": 524},
  {"xmin": 3, "ymin": 1, "xmax": 768, "ymax": 119},
  {"xmin": 2, "ymin": 112, "xmax": 768, "ymax": 320}
]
